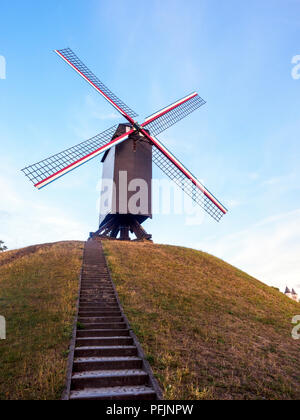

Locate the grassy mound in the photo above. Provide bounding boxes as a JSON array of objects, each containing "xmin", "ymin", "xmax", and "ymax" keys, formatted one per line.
[
  {"xmin": 0, "ymin": 241, "xmax": 83, "ymax": 400},
  {"xmin": 103, "ymin": 241, "xmax": 300, "ymax": 400}
]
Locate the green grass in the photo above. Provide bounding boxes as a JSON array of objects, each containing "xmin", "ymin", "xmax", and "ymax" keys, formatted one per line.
[
  {"xmin": 103, "ymin": 240, "xmax": 300, "ymax": 400},
  {"xmin": 0, "ymin": 241, "xmax": 83, "ymax": 400}
]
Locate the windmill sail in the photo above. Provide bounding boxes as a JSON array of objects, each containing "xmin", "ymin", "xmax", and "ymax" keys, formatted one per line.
[
  {"xmin": 55, "ymin": 48, "xmax": 138, "ymax": 122},
  {"xmin": 22, "ymin": 125, "xmax": 134, "ymax": 189},
  {"xmin": 142, "ymin": 93, "xmax": 206, "ymax": 136},
  {"xmin": 140, "ymin": 131, "xmax": 227, "ymax": 222}
]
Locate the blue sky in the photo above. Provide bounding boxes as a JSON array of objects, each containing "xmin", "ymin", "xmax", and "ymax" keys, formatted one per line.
[{"xmin": 1, "ymin": 0, "xmax": 300, "ymax": 292}]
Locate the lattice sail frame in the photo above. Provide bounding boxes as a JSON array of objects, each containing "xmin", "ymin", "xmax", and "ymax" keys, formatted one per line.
[
  {"xmin": 142, "ymin": 93, "xmax": 206, "ymax": 136},
  {"xmin": 150, "ymin": 143, "xmax": 226, "ymax": 222},
  {"xmin": 22, "ymin": 125, "xmax": 134, "ymax": 189},
  {"xmin": 55, "ymin": 48, "xmax": 138, "ymax": 121}
]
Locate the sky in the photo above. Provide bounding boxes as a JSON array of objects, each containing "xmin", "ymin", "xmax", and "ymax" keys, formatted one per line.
[{"xmin": 0, "ymin": 0, "xmax": 300, "ymax": 293}]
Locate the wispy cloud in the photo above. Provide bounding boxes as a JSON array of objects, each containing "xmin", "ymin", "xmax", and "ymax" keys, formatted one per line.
[
  {"xmin": 261, "ymin": 172, "xmax": 297, "ymax": 188},
  {"xmin": 248, "ymin": 172, "xmax": 260, "ymax": 181},
  {"xmin": 84, "ymin": 95, "xmax": 119, "ymax": 121},
  {"xmin": 67, "ymin": 94, "xmax": 120, "ymax": 141},
  {"xmin": 226, "ymin": 199, "xmax": 241, "ymax": 208},
  {"xmin": 0, "ymin": 170, "xmax": 89, "ymax": 250},
  {"xmin": 195, "ymin": 209, "xmax": 300, "ymax": 293}
]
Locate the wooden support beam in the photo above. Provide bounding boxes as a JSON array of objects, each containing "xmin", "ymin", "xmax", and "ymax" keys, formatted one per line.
[{"xmin": 92, "ymin": 215, "xmax": 152, "ymax": 241}]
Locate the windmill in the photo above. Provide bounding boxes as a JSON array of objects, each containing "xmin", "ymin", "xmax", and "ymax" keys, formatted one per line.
[{"xmin": 22, "ymin": 48, "xmax": 228, "ymax": 241}]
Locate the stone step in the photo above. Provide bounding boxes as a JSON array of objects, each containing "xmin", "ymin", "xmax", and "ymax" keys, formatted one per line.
[
  {"xmin": 80, "ymin": 288, "xmax": 112, "ymax": 290},
  {"xmin": 79, "ymin": 298, "xmax": 116, "ymax": 302},
  {"xmin": 81, "ymin": 279, "xmax": 110, "ymax": 282},
  {"xmin": 70, "ymin": 385, "xmax": 156, "ymax": 400},
  {"xmin": 79, "ymin": 305, "xmax": 119, "ymax": 310},
  {"xmin": 71, "ymin": 369, "xmax": 148, "ymax": 390},
  {"xmin": 79, "ymin": 304, "xmax": 118, "ymax": 307},
  {"xmin": 73, "ymin": 356, "xmax": 142, "ymax": 372},
  {"xmin": 80, "ymin": 290, "xmax": 115, "ymax": 294},
  {"xmin": 81, "ymin": 280, "xmax": 111, "ymax": 283},
  {"xmin": 79, "ymin": 323, "xmax": 127, "ymax": 330},
  {"xmin": 77, "ymin": 329, "xmax": 130, "ymax": 338},
  {"xmin": 78, "ymin": 311, "xmax": 121, "ymax": 317},
  {"xmin": 74, "ymin": 346, "xmax": 138, "ymax": 358},
  {"xmin": 81, "ymin": 280, "xmax": 110, "ymax": 283},
  {"xmin": 80, "ymin": 294, "xmax": 115, "ymax": 297},
  {"xmin": 80, "ymin": 296, "xmax": 116, "ymax": 300},
  {"xmin": 79, "ymin": 302, "xmax": 118, "ymax": 306},
  {"xmin": 76, "ymin": 337, "xmax": 133, "ymax": 347},
  {"xmin": 80, "ymin": 291, "xmax": 114, "ymax": 294},
  {"xmin": 78, "ymin": 317, "xmax": 123, "ymax": 323}
]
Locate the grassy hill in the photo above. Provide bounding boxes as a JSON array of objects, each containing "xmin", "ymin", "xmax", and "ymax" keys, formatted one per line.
[
  {"xmin": 102, "ymin": 241, "xmax": 300, "ymax": 400},
  {"xmin": 0, "ymin": 240, "xmax": 299, "ymax": 400},
  {"xmin": 0, "ymin": 241, "xmax": 83, "ymax": 400}
]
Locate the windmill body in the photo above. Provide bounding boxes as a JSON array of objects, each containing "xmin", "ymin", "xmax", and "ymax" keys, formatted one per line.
[
  {"xmin": 99, "ymin": 124, "xmax": 152, "ymax": 240},
  {"xmin": 22, "ymin": 48, "xmax": 228, "ymax": 240}
]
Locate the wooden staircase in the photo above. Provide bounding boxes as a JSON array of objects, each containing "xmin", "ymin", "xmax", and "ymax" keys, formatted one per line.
[{"xmin": 63, "ymin": 239, "xmax": 162, "ymax": 400}]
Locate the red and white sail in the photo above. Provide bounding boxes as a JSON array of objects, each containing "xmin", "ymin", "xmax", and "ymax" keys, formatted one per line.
[
  {"xmin": 22, "ymin": 126, "xmax": 134, "ymax": 189},
  {"xmin": 142, "ymin": 92, "xmax": 205, "ymax": 135},
  {"xmin": 55, "ymin": 48, "xmax": 137, "ymax": 124},
  {"xmin": 140, "ymin": 130, "xmax": 227, "ymax": 221}
]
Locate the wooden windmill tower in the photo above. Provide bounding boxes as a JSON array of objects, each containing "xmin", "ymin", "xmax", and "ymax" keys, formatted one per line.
[
  {"xmin": 98, "ymin": 123, "xmax": 153, "ymax": 240},
  {"xmin": 22, "ymin": 48, "xmax": 228, "ymax": 240}
]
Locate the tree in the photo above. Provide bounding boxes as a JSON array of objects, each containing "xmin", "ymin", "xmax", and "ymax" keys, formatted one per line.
[{"xmin": 0, "ymin": 240, "xmax": 7, "ymax": 252}]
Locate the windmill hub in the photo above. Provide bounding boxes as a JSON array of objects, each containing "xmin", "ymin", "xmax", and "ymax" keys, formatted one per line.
[
  {"xmin": 21, "ymin": 48, "xmax": 228, "ymax": 241},
  {"xmin": 133, "ymin": 122, "xmax": 142, "ymax": 131}
]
